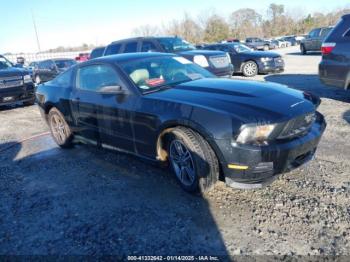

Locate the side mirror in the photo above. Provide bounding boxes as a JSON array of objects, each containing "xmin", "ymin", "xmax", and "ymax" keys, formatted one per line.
[{"xmin": 98, "ymin": 85, "xmax": 125, "ymax": 95}]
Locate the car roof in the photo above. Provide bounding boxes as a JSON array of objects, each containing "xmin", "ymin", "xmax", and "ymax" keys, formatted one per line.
[
  {"xmin": 110, "ymin": 36, "xmax": 179, "ymax": 44},
  {"xmin": 90, "ymin": 52, "xmax": 174, "ymax": 63}
]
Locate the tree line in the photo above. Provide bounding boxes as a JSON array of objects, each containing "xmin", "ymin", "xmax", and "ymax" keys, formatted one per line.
[{"xmin": 132, "ymin": 3, "xmax": 350, "ymax": 44}]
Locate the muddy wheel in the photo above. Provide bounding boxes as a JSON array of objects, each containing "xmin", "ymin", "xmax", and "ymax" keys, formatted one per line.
[
  {"xmin": 48, "ymin": 108, "xmax": 73, "ymax": 148},
  {"xmin": 167, "ymin": 127, "xmax": 219, "ymax": 194}
]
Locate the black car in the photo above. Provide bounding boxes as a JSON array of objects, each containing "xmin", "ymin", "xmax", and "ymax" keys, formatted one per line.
[
  {"xmin": 319, "ymin": 14, "xmax": 350, "ymax": 90},
  {"xmin": 90, "ymin": 46, "xmax": 105, "ymax": 60},
  {"xmin": 0, "ymin": 55, "xmax": 35, "ymax": 107},
  {"xmin": 101, "ymin": 36, "xmax": 234, "ymax": 77},
  {"xmin": 33, "ymin": 58, "xmax": 77, "ymax": 84},
  {"xmin": 300, "ymin": 27, "xmax": 333, "ymax": 55},
  {"xmin": 35, "ymin": 53, "xmax": 326, "ymax": 193},
  {"xmin": 202, "ymin": 43, "xmax": 284, "ymax": 77}
]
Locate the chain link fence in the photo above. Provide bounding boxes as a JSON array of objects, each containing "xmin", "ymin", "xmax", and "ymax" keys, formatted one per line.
[{"xmin": 4, "ymin": 50, "xmax": 91, "ymax": 65}]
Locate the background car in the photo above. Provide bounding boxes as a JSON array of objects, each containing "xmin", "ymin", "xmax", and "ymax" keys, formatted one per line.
[
  {"xmin": 300, "ymin": 27, "xmax": 334, "ymax": 54},
  {"xmin": 0, "ymin": 54, "xmax": 35, "ymax": 106},
  {"xmin": 319, "ymin": 14, "xmax": 350, "ymax": 89},
  {"xmin": 201, "ymin": 43, "xmax": 284, "ymax": 77},
  {"xmin": 75, "ymin": 53, "xmax": 90, "ymax": 62},
  {"xmin": 281, "ymin": 36, "xmax": 298, "ymax": 46},
  {"xmin": 33, "ymin": 58, "xmax": 77, "ymax": 84},
  {"xmin": 90, "ymin": 46, "xmax": 106, "ymax": 59},
  {"xmin": 35, "ymin": 52, "xmax": 325, "ymax": 193},
  {"xmin": 245, "ymin": 37, "xmax": 271, "ymax": 51},
  {"xmin": 102, "ymin": 36, "xmax": 234, "ymax": 77}
]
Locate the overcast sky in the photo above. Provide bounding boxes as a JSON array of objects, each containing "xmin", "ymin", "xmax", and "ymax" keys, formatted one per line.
[{"xmin": 1, "ymin": 0, "xmax": 349, "ymax": 53}]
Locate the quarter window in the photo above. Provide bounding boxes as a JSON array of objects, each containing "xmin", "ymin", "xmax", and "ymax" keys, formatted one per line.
[
  {"xmin": 124, "ymin": 42, "xmax": 138, "ymax": 53},
  {"xmin": 344, "ymin": 28, "xmax": 350, "ymax": 37},
  {"xmin": 50, "ymin": 68, "xmax": 73, "ymax": 87},
  {"xmin": 76, "ymin": 65, "xmax": 120, "ymax": 92}
]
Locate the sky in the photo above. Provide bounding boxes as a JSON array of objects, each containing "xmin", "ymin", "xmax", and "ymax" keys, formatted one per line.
[{"xmin": 1, "ymin": 0, "xmax": 349, "ymax": 53}]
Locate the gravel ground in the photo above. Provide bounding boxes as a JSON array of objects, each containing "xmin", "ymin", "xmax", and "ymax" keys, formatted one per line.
[{"xmin": 0, "ymin": 46, "xmax": 349, "ymax": 257}]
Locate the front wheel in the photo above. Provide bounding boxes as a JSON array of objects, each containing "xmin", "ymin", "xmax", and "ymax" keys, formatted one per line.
[
  {"xmin": 48, "ymin": 108, "xmax": 73, "ymax": 148},
  {"xmin": 300, "ymin": 44, "xmax": 307, "ymax": 55},
  {"xmin": 263, "ymin": 45, "xmax": 269, "ymax": 51},
  {"xmin": 167, "ymin": 127, "xmax": 219, "ymax": 194},
  {"xmin": 242, "ymin": 61, "xmax": 258, "ymax": 77}
]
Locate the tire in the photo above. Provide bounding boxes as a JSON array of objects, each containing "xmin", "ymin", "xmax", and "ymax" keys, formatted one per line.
[
  {"xmin": 166, "ymin": 127, "xmax": 219, "ymax": 194},
  {"xmin": 48, "ymin": 108, "xmax": 73, "ymax": 148},
  {"xmin": 242, "ymin": 61, "xmax": 258, "ymax": 77},
  {"xmin": 301, "ymin": 44, "xmax": 307, "ymax": 55},
  {"xmin": 263, "ymin": 45, "xmax": 269, "ymax": 51},
  {"xmin": 35, "ymin": 75, "xmax": 41, "ymax": 85}
]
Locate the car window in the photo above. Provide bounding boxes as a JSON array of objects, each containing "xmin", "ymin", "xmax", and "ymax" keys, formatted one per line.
[
  {"xmin": 141, "ymin": 41, "xmax": 157, "ymax": 52},
  {"xmin": 104, "ymin": 44, "xmax": 122, "ymax": 56},
  {"xmin": 344, "ymin": 28, "xmax": 350, "ymax": 37},
  {"xmin": 320, "ymin": 28, "xmax": 332, "ymax": 37},
  {"xmin": 124, "ymin": 42, "xmax": 138, "ymax": 53},
  {"xmin": 309, "ymin": 29, "xmax": 321, "ymax": 37},
  {"xmin": 50, "ymin": 68, "xmax": 74, "ymax": 87},
  {"xmin": 119, "ymin": 56, "xmax": 214, "ymax": 93},
  {"xmin": 54, "ymin": 60, "xmax": 76, "ymax": 69},
  {"xmin": 218, "ymin": 45, "xmax": 230, "ymax": 52},
  {"xmin": 0, "ymin": 56, "xmax": 13, "ymax": 70},
  {"xmin": 76, "ymin": 64, "xmax": 120, "ymax": 92},
  {"xmin": 90, "ymin": 47, "xmax": 105, "ymax": 59}
]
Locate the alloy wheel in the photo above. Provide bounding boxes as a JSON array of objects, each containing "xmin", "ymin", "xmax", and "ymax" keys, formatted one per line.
[
  {"xmin": 50, "ymin": 114, "xmax": 68, "ymax": 144},
  {"xmin": 243, "ymin": 62, "xmax": 258, "ymax": 77},
  {"xmin": 169, "ymin": 140, "xmax": 196, "ymax": 187}
]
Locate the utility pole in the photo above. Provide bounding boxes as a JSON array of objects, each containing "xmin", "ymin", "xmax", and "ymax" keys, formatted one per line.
[{"xmin": 31, "ymin": 9, "xmax": 41, "ymax": 52}]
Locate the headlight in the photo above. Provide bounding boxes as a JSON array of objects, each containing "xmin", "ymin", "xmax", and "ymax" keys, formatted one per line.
[
  {"xmin": 23, "ymin": 74, "xmax": 32, "ymax": 83},
  {"xmin": 236, "ymin": 123, "xmax": 277, "ymax": 144},
  {"xmin": 261, "ymin": 57, "xmax": 273, "ymax": 62},
  {"xmin": 193, "ymin": 55, "xmax": 209, "ymax": 67}
]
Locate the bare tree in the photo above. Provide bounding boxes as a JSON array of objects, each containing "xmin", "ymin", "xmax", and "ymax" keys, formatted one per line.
[
  {"xmin": 229, "ymin": 8, "xmax": 263, "ymax": 39},
  {"xmin": 132, "ymin": 25, "xmax": 161, "ymax": 37},
  {"xmin": 203, "ymin": 14, "xmax": 230, "ymax": 42}
]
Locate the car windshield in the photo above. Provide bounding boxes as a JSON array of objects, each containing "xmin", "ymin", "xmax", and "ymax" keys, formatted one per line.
[
  {"xmin": 54, "ymin": 59, "xmax": 76, "ymax": 69},
  {"xmin": 119, "ymin": 56, "xmax": 215, "ymax": 93},
  {"xmin": 157, "ymin": 37, "xmax": 196, "ymax": 52},
  {"xmin": 231, "ymin": 44, "xmax": 252, "ymax": 53},
  {"xmin": 0, "ymin": 56, "xmax": 13, "ymax": 70}
]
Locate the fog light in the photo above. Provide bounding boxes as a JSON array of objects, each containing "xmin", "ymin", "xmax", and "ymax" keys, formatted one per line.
[{"xmin": 228, "ymin": 164, "xmax": 249, "ymax": 170}]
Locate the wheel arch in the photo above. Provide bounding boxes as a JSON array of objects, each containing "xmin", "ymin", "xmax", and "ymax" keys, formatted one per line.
[{"xmin": 155, "ymin": 120, "xmax": 226, "ymax": 178}]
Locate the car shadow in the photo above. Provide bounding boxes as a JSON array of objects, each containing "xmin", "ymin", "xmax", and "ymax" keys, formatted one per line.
[
  {"xmin": 0, "ymin": 136, "xmax": 229, "ymax": 257},
  {"xmin": 265, "ymin": 74, "xmax": 350, "ymax": 103},
  {"xmin": 343, "ymin": 110, "xmax": 350, "ymax": 124},
  {"xmin": 286, "ymin": 52, "xmax": 321, "ymax": 56}
]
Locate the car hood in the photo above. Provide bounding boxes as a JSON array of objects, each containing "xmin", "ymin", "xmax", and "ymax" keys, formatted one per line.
[
  {"xmin": 240, "ymin": 51, "xmax": 281, "ymax": 58},
  {"xmin": 177, "ymin": 49, "xmax": 226, "ymax": 57},
  {"xmin": 146, "ymin": 78, "xmax": 316, "ymax": 123},
  {"xmin": 0, "ymin": 67, "xmax": 28, "ymax": 77}
]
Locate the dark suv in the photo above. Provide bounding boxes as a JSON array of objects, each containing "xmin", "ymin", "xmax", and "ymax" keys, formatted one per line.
[
  {"xmin": 0, "ymin": 55, "xmax": 35, "ymax": 106},
  {"xmin": 102, "ymin": 37, "xmax": 234, "ymax": 77},
  {"xmin": 319, "ymin": 14, "xmax": 350, "ymax": 89},
  {"xmin": 33, "ymin": 58, "xmax": 77, "ymax": 84},
  {"xmin": 300, "ymin": 27, "xmax": 333, "ymax": 54}
]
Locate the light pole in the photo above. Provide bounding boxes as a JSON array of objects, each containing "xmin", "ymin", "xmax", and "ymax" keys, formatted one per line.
[{"xmin": 31, "ymin": 9, "xmax": 41, "ymax": 52}]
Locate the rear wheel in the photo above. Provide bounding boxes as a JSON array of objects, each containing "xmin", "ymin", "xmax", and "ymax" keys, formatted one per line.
[
  {"xmin": 242, "ymin": 61, "xmax": 258, "ymax": 77},
  {"xmin": 166, "ymin": 127, "xmax": 219, "ymax": 194},
  {"xmin": 48, "ymin": 108, "xmax": 73, "ymax": 148},
  {"xmin": 300, "ymin": 44, "xmax": 307, "ymax": 55}
]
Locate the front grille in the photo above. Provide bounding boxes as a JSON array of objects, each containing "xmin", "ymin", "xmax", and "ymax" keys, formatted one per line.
[
  {"xmin": 278, "ymin": 112, "xmax": 316, "ymax": 139},
  {"xmin": 0, "ymin": 76, "xmax": 24, "ymax": 89},
  {"xmin": 209, "ymin": 55, "xmax": 230, "ymax": 68}
]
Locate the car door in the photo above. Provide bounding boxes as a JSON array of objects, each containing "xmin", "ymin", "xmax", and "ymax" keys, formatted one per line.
[
  {"xmin": 310, "ymin": 28, "xmax": 321, "ymax": 50},
  {"xmin": 305, "ymin": 29, "xmax": 317, "ymax": 50},
  {"xmin": 73, "ymin": 63, "xmax": 137, "ymax": 152}
]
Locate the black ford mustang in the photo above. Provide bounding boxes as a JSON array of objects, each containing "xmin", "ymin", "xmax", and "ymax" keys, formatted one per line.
[{"xmin": 35, "ymin": 53, "xmax": 326, "ymax": 193}]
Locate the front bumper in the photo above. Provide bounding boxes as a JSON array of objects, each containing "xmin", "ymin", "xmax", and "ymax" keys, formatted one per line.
[
  {"xmin": 216, "ymin": 112, "xmax": 326, "ymax": 189},
  {"xmin": 258, "ymin": 60, "xmax": 284, "ymax": 74},
  {"xmin": 0, "ymin": 83, "xmax": 35, "ymax": 106}
]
